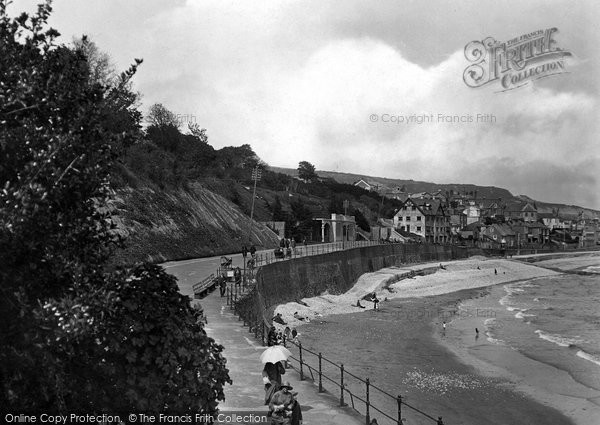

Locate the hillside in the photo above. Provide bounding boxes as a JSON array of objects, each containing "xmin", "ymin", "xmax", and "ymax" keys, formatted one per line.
[
  {"xmin": 271, "ymin": 167, "xmax": 600, "ymax": 219},
  {"xmin": 110, "ymin": 183, "xmax": 280, "ymax": 265}
]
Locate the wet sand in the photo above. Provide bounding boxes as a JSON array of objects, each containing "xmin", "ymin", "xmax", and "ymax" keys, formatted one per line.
[
  {"xmin": 443, "ymin": 286, "xmax": 600, "ymax": 425},
  {"xmin": 275, "ymin": 254, "xmax": 600, "ymax": 425},
  {"xmin": 293, "ymin": 289, "xmax": 574, "ymax": 425}
]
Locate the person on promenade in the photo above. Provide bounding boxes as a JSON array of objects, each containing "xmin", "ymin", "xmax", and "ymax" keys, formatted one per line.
[
  {"xmin": 234, "ymin": 267, "xmax": 242, "ymax": 287},
  {"xmin": 475, "ymin": 327, "xmax": 479, "ymax": 339},
  {"xmin": 291, "ymin": 328, "xmax": 298, "ymax": 341},
  {"xmin": 284, "ymin": 327, "xmax": 291, "ymax": 345},
  {"xmin": 250, "ymin": 244, "xmax": 257, "ymax": 257},
  {"xmin": 269, "ymin": 381, "xmax": 294, "ymax": 424},
  {"xmin": 193, "ymin": 303, "xmax": 207, "ymax": 325},
  {"xmin": 442, "ymin": 321, "xmax": 447, "ymax": 334},
  {"xmin": 219, "ymin": 276, "xmax": 227, "ymax": 297},
  {"xmin": 291, "ymin": 238, "xmax": 296, "ymax": 255},
  {"xmin": 263, "ymin": 362, "xmax": 286, "ymax": 405},
  {"xmin": 242, "ymin": 244, "xmax": 248, "ymax": 259},
  {"xmin": 290, "ymin": 391, "xmax": 302, "ymax": 425},
  {"xmin": 268, "ymin": 326, "xmax": 278, "ymax": 346},
  {"xmin": 494, "ymin": 268, "xmax": 498, "ymax": 275}
]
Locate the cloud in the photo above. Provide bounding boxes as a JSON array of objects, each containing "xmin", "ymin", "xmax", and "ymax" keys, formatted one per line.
[{"xmin": 10, "ymin": 0, "xmax": 600, "ymax": 208}]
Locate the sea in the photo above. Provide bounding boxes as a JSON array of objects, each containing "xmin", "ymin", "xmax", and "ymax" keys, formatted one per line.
[{"xmin": 477, "ymin": 269, "xmax": 600, "ymax": 392}]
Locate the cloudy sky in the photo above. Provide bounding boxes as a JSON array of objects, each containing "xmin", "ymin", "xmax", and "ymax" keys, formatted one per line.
[{"xmin": 14, "ymin": 0, "xmax": 600, "ymax": 209}]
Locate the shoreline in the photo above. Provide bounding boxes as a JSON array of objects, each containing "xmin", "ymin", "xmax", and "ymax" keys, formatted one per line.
[
  {"xmin": 276, "ymin": 253, "xmax": 600, "ymax": 425},
  {"xmin": 438, "ymin": 285, "xmax": 600, "ymax": 425},
  {"xmin": 292, "ymin": 289, "xmax": 573, "ymax": 425}
]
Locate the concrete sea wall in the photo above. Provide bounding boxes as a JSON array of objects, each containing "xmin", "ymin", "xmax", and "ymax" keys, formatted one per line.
[{"xmin": 255, "ymin": 243, "xmax": 481, "ymax": 313}]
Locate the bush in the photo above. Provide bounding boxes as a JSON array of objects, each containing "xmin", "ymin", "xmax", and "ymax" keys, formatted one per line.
[{"xmin": 0, "ymin": 2, "xmax": 229, "ymax": 414}]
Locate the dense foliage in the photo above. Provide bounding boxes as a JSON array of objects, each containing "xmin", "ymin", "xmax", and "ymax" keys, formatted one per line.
[{"xmin": 0, "ymin": 2, "xmax": 229, "ymax": 414}]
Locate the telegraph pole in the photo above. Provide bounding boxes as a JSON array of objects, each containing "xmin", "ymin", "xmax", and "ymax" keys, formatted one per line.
[{"xmin": 250, "ymin": 166, "xmax": 262, "ymax": 223}]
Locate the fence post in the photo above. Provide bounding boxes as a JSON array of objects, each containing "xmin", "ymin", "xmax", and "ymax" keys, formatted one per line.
[
  {"xmin": 318, "ymin": 353, "xmax": 323, "ymax": 392},
  {"xmin": 365, "ymin": 378, "xmax": 370, "ymax": 425},
  {"xmin": 254, "ymin": 314, "xmax": 259, "ymax": 338},
  {"xmin": 261, "ymin": 321, "xmax": 265, "ymax": 346},
  {"xmin": 299, "ymin": 343, "xmax": 304, "ymax": 380},
  {"xmin": 340, "ymin": 364, "xmax": 345, "ymax": 406},
  {"xmin": 397, "ymin": 395, "xmax": 402, "ymax": 425}
]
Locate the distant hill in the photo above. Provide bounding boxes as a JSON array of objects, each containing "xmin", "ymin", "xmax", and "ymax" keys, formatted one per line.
[{"xmin": 270, "ymin": 166, "xmax": 600, "ymax": 219}]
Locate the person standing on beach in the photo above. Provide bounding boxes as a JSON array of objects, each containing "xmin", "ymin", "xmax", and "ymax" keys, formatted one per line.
[
  {"xmin": 442, "ymin": 321, "xmax": 447, "ymax": 333},
  {"xmin": 372, "ymin": 293, "xmax": 380, "ymax": 310}
]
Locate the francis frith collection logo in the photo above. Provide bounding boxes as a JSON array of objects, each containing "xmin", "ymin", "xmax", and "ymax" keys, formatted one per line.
[{"xmin": 463, "ymin": 28, "xmax": 572, "ymax": 91}]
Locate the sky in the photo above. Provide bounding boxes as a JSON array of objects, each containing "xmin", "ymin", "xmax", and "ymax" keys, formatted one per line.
[{"xmin": 12, "ymin": 0, "xmax": 600, "ymax": 209}]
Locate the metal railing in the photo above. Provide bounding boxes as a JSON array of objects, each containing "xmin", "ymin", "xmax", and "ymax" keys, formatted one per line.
[
  {"xmin": 224, "ymin": 287, "xmax": 446, "ymax": 425},
  {"xmin": 251, "ymin": 239, "xmax": 382, "ymax": 267},
  {"xmin": 216, "ymin": 240, "xmax": 453, "ymax": 425},
  {"xmin": 283, "ymin": 339, "xmax": 445, "ymax": 425}
]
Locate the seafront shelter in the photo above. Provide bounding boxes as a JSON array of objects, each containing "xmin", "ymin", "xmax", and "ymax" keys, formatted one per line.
[{"xmin": 313, "ymin": 213, "xmax": 357, "ymax": 243}]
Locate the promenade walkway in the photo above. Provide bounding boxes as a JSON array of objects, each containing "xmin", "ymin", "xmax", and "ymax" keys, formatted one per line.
[{"xmin": 200, "ymin": 289, "xmax": 364, "ymax": 425}]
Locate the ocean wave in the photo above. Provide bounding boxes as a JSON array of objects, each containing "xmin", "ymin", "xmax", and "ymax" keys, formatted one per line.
[
  {"xmin": 576, "ymin": 350, "xmax": 600, "ymax": 367},
  {"xmin": 486, "ymin": 335, "xmax": 504, "ymax": 345},
  {"xmin": 583, "ymin": 266, "xmax": 600, "ymax": 274},
  {"xmin": 515, "ymin": 310, "xmax": 536, "ymax": 320},
  {"xmin": 534, "ymin": 330, "xmax": 587, "ymax": 348}
]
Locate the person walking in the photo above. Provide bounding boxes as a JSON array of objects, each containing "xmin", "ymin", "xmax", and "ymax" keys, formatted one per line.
[
  {"xmin": 263, "ymin": 361, "xmax": 286, "ymax": 405},
  {"xmin": 219, "ymin": 276, "xmax": 227, "ymax": 297},
  {"xmin": 250, "ymin": 244, "xmax": 257, "ymax": 257},
  {"xmin": 269, "ymin": 381, "xmax": 294, "ymax": 424},
  {"xmin": 234, "ymin": 267, "xmax": 242, "ymax": 287}
]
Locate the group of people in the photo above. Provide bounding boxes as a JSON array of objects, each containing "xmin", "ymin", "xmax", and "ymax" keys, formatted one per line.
[
  {"xmin": 263, "ymin": 318, "xmax": 302, "ymax": 424},
  {"xmin": 354, "ymin": 292, "xmax": 380, "ymax": 310},
  {"xmin": 262, "ymin": 361, "xmax": 302, "ymax": 424},
  {"xmin": 268, "ymin": 323, "xmax": 298, "ymax": 347}
]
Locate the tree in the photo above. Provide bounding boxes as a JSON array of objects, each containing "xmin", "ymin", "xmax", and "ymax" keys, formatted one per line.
[
  {"xmin": 298, "ymin": 161, "xmax": 318, "ymax": 182},
  {"xmin": 354, "ymin": 208, "xmax": 371, "ymax": 232},
  {"xmin": 271, "ymin": 195, "xmax": 285, "ymax": 221},
  {"xmin": 188, "ymin": 122, "xmax": 208, "ymax": 143},
  {"xmin": 147, "ymin": 103, "xmax": 180, "ymax": 129},
  {"xmin": 290, "ymin": 200, "xmax": 313, "ymax": 239},
  {"xmin": 0, "ymin": 2, "xmax": 229, "ymax": 413}
]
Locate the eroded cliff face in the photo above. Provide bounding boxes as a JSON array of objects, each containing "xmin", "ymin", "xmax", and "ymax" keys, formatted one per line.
[{"xmin": 110, "ymin": 182, "xmax": 279, "ymax": 264}]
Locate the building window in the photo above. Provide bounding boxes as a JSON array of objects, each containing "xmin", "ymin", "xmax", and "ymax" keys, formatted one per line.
[
  {"xmin": 417, "ymin": 226, "xmax": 421, "ymax": 232},
  {"xmin": 406, "ymin": 216, "xmax": 411, "ymax": 221},
  {"xmin": 417, "ymin": 216, "xmax": 422, "ymax": 221}
]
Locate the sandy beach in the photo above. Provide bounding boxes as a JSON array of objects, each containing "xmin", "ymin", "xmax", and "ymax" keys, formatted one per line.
[
  {"xmin": 274, "ymin": 252, "xmax": 600, "ymax": 425},
  {"xmin": 274, "ymin": 256, "xmax": 560, "ymax": 327}
]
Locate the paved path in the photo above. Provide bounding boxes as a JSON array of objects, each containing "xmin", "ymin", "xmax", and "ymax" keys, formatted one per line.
[{"xmin": 195, "ymin": 289, "xmax": 364, "ymax": 424}]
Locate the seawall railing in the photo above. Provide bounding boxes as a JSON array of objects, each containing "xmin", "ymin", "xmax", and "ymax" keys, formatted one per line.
[
  {"xmin": 219, "ymin": 241, "xmax": 460, "ymax": 425},
  {"xmin": 224, "ymin": 283, "xmax": 446, "ymax": 425}
]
